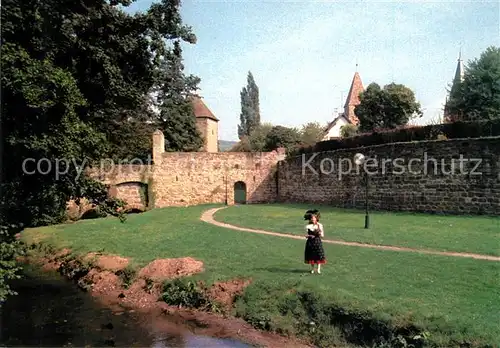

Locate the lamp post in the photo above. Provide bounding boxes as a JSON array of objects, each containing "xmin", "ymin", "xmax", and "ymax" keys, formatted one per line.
[
  {"xmin": 354, "ymin": 153, "xmax": 370, "ymax": 229},
  {"xmin": 224, "ymin": 167, "xmax": 228, "ymax": 206},
  {"xmin": 225, "ymin": 174, "xmax": 228, "ymax": 205}
]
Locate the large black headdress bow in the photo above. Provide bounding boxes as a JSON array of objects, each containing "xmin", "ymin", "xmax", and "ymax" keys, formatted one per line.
[{"xmin": 304, "ymin": 209, "xmax": 320, "ymax": 220}]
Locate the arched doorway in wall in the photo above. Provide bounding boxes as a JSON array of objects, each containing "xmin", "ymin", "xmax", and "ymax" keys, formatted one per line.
[
  {"xmin": 234, "ymin": 181, "xmax": 247, "ymax": 204},
  {"xmin": 114, "ymin": 181, "xmax": 149, "ymax": 211}
]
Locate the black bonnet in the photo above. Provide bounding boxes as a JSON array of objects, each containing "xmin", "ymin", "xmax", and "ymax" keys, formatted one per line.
[{"xmin": 304, "ymin": 209, "xmax": 320, "ymax": 220}]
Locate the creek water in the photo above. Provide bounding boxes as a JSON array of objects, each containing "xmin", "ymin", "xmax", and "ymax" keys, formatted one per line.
[{"xmin": 0, "ymin": 265, "xmax": 251, "ymax": 347}]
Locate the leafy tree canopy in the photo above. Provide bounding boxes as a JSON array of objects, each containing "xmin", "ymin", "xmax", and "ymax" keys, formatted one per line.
[
  {"xmin": 355, "ymin": 82, "xmax": 422, "ymax": 132},
  {"xmin": 263, "ymin": 125, "xmax": 301, "ymax": 152},
  {"xmin": 340, "ymin": 124, "xmax": 359, "ymax": 138},
  {"xmin": 300, "ymin": 122, "xmax": 326, "ymax": 146},
  {"xmin": 1, "ymin": 0, "xmax": 202, "ymax": 302},
  {"xmin": 446, "ymin": 46, "xmax": 500, "ymax": 122}
]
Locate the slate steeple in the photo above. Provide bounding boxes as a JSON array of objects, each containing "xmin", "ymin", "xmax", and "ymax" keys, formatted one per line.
[
  {"xmin": 444, "ymin": 50, "xmax": 465, "ymax": 123},
  {"xmin": 453, "ymin": 49, "xmax": 464, "ymax": 85}
]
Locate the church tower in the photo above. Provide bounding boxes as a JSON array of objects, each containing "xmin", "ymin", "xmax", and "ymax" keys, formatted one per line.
[
  {"xmin": 321, "ymin": 68, "xmax": 364, "ymax": 140},
  {"xmin": 453, "ymin": 50, "xmax": 465, "ymax": 85},
  {"xmin": 343, "ymin": 70, "xmax": 364, "ymax": 125},
  {"xmin": 444, "ymin": 51, "xmax": 465, "ymax": 123}
]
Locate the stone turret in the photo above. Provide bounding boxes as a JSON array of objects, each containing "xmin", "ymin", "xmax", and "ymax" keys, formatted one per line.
[{"xmin": 190, "ymin": 95, "xmax": 219, "ymax": 152}]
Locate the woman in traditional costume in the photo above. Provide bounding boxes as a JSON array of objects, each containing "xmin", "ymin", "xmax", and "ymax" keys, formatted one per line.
[{"xmin": 304, "ymin": 209, "xmax": 326, "ymax": 273}]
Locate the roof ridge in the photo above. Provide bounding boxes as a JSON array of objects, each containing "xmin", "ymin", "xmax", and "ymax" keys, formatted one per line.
[{"xmin": 190, "ymin": 95, "xmax": 219, "ymax": 121}]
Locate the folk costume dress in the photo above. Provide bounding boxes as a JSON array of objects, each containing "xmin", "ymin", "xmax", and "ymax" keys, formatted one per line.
[{"xmin": 304, "ymin": 222, "xmax": 326, "ymax": 265}]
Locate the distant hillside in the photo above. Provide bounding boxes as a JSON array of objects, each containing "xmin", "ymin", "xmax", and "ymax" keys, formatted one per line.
[{"xmin": 218, "ymin": 140, "xmax": 238, "ymax": 151}]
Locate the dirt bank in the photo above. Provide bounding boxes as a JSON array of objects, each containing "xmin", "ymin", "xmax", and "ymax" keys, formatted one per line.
[{"xmin": 23, "ymin": 248, "xmax": 312, "ymax": 348}]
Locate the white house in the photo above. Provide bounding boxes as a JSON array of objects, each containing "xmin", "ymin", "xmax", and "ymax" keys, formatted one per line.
[{"xmin": 322, "ymin": 71, "xmax": 364, "ymax": 140}]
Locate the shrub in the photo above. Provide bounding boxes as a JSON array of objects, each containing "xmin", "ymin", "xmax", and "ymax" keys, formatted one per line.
[
  {"xmin": 340, "ymin": 124, "xmax": 359, "ymax": 138},
  {"xmin": 0, "ymin": 224, "xmax": 25, "ymax": 303},
  {"xmin": 115, "ymin": 266, "xmax": 137, "ymax": 289},
  {"xmin": 292, "ymin": 119, "xmax": 500, "ymax": 156},
  {"xmin": 161, "ymin": 278, "xmax": 221, "ymax": 312}
]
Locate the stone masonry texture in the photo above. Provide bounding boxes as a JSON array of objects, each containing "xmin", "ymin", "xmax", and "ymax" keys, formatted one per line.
[
  {"xmin": 69, "ymin": 133, "xmax": 500, "ymax": 217},
  {"xmin": 278, "ymin": 137, "xmax": 500, "ymax": 215},
  {"xmin": 72, "ymin": 130, "xmax": 286, "ymax": 217}
]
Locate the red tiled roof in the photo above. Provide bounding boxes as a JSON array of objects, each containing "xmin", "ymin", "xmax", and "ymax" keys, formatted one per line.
[
  {"xmin": 344, "ymin": 72, "xmax": 364, "ymax": 108},
  {"xmin": 190, "ymin": 95, "xmax": 219, "ymax": 121}
]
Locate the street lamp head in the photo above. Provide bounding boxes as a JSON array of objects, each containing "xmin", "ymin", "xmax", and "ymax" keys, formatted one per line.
[{"xmin": 354, "ymin": 153, "xmax": 365, "ymax": 166}]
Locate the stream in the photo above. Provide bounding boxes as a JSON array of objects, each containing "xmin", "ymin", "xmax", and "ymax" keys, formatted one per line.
[{"xmin": 0, "ymin": 265, "xmax": 251, "ymax": 347}]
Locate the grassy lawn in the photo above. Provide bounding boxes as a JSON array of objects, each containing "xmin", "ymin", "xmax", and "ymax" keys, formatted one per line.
[
  {"xmin": 21, "ymin": 204, "xmax": 500, "ymax": 347},
  {"xmin": 214, "ymin": 203, "xmax": 500, "ymax": 256}
]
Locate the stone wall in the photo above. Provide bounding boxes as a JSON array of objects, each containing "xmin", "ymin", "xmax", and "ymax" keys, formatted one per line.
[
  {"xmin": 114, "ymin": 182, "xmax": 148, "ymax": 210},
  {"xmin": 277, "ymin": 137, "xmax": 500, "ymax": 215},
  {"xmin": 73, "ymin": 132, "xmax": 500, "ymax": 218},
  {"xmin": 77, "ymin": 130, "xmax": 285, "ymax": 215},
  {"xmin": 152, "ymin": 150, "xmax": 284, "ymax": 207}
]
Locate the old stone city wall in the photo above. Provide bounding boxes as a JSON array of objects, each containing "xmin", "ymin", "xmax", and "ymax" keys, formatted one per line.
[
  {"xmin": 70, "ymin": 133, "xmax": 500, "ymax": 218},
  {"xmin": 69, "ymin": 130, "xmax": 286, "ymax": 218},
  {"xmin": 277, "ymin": 137, "xmax": 500, "ymax": 215}
]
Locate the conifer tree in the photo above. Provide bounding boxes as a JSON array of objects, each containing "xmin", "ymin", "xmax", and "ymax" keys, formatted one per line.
[
  {"xmin": 238, "ymin": 71, "xmax": 260, "ymax": 138},
  {"xmin": 445, "ymin": 46, "xmax": 500, "ymax": 122},
  {"xmin": 157, "ymin": 41, "xmax": 203, "ymax": 151}
]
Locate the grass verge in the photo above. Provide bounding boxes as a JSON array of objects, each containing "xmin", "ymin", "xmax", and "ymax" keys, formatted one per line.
[
  {"xmin": 214, "ymin": 203, "xmax": 500, "ymax": 256},
  {"xmin": 20, "ymin": 204, "xmax": 500, "ymax": 347}
]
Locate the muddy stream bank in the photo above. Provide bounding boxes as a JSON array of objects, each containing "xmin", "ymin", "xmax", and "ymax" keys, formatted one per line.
[
  {"xmin": 0, "ymin": 265, "xmax": 252, "ymax": 347},
  {"xmin": 1, "ymin": 244, "xmax": 311, "ymax": 348}
]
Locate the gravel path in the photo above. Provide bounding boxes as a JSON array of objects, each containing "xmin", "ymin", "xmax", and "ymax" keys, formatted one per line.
[{"xmin": 201, "ymin": 207, "xmax": 500, "ymax": 262}]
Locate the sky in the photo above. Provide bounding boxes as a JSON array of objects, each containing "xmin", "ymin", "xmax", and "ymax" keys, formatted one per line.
[{"xmin": 125, "ymin": 0, "xmax": 499, "ymax": 141}]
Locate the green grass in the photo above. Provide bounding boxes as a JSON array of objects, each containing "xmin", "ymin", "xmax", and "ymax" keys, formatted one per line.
[
  {"xmin": 214, "ymin": 203, "xmax": 500, "ymax": 256},
  {"xmin": 21, "ymin": 204, "xmax": 500, "ymax": 347}
]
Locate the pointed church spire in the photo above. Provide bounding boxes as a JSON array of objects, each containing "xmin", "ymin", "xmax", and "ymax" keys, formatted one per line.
[
  {"xmin": 444, "ymin": 49, "xmax": 465, "ymax": 123},
  {"xmin": 344, "ymin": 71, "xmax": 364, "ymax": 108},
  {"xmin": 454, "ymin": 49, "xmax": 464, "ymax": 83},
  {"xmin": 343, "ymin": 70, "xmax": 364, "ymax": 125}
]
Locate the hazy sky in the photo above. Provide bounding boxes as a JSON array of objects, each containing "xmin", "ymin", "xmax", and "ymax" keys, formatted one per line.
[{"xmin": 125, "ymin": 0, "xmax": 499, "ymax": 141}]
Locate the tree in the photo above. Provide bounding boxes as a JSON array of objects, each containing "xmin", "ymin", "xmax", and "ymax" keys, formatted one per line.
[
  {"xmin": 263, "ymin": 126, "xmax": 301, "ymax": 152},
  {"xmin": 231, "ymin": 123, "xmax": 300, "ymax": 153},
  {"xmin": 230, "ymin": 137, "xmax": 251, "ymax": 152},
  {"xmin": 0, "ymin": 0, "xmax": 199, "ymax": 300},
  {"xmin": 248, "ymin": 123, "xmax": 273, "ymax": 151},
  {"xmin": 1, "ymin": 0, "xmax": 200, "ymax": 223},
  {"xmin": 1, "ymin": 0, "xmax": 202, "ymax": 160},
  {"xmin": 445, "ymin": 46, "xmax": 500, "ymax": 122},
  {"xmin": 1, "ymin": 43, "xmax": 116, "ymax": 226},
  {"xmin": 0, "ymin": 225, "xmax": 24, "ymax": 303},
  {"xmin": 355, "ymin": 82, "xmax": 422, "ymax": 132},
  {"xmin": 238, "ymin": 71, "xmax": 261, "ymax": 138},
  {"xmin": 300, "ymin": 122, "xmax": 325, "ymax": 146},
  {"xmin": 156, "ymin": 42, "xmax": 203, "ymax": 151},
  {"xmin": 340, "ymin": 124, "xmax": 359, "ymax": 138},
  {"xmin": 230, "ymin": 123, "xmax": 272, "ymax": 152}
]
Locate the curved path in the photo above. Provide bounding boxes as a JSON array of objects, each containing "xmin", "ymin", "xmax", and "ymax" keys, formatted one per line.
[{"xmin": 201, "ymin": 207, "xmax": 500, "ymax": 262}]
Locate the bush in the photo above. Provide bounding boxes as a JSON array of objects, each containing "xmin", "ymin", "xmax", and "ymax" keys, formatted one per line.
[
  {"xmin": 161, "ymin": 278, "xmax": 220, "ymax": 312},
  {"xmin": 115, "ymin": 266, "xmax": 137, "ymax": 289},
  {"xmin": 291, "ymin": 119, "xmax": 500, "ymax": 156},
  {"xmin": 234, "ymin": 281, "xmax": 431, "ymax": 348},
  {"xmin": 340, "ymin": 124, "xmax": 359, "ymax": 138},
  {"xmin": 0, "ymin": 224, "xmax": 25, "ymax": 303}
]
